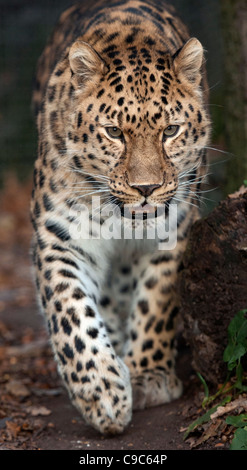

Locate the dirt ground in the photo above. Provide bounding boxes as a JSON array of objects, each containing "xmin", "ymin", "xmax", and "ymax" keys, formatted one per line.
[{"xmin": 0, "ymin": 176, "xmax": 232, "ymax": 451}]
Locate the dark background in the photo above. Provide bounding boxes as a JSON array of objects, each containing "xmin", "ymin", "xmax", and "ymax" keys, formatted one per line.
[
  {"xmin": 0, "ymin": 2, "xmax": 243, "ymax": 450},
  {"xmin": 0, "ymin": 0, "xmax": 225, "ymax": 203}
]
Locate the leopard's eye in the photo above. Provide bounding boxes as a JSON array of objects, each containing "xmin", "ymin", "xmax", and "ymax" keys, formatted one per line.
[
  {"xmin": 106, "ymin": 127, "xmax": 123, "ymax": 139},
  {"xmin": 163, "ymin": 125, "xmax": 180, "ymax": 138}
]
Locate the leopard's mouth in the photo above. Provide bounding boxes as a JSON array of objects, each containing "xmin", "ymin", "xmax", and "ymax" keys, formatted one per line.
[
  {"xmin": 112, "ymin": 196, "xmax": 173, "ymax": 219},
  {"xmin": 120, "ymin": 203, "xmax": 158, "ymax": 219}
]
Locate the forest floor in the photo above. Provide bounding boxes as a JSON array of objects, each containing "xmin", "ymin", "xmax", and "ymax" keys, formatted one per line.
[{"xmin": 0, "ymin": 175, "xmax": 234, "ymax": 451}]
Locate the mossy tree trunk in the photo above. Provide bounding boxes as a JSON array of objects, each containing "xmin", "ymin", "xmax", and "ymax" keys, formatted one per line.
[{"xmin": 220, "ymin": 0, "xmax": 247, "ymax": 194}]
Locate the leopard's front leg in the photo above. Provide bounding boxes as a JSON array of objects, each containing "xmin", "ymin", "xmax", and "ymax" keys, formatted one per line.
[
  {"xmin": 123, "ymin": 247, "xmax": 184, "ymax": 410},
  {"xmin": 33, "ymin": 232, "xmax": 132, "ymax": 434}
]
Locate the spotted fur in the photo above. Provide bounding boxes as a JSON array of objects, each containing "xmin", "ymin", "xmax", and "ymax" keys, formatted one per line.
[{"xmin": 31, "ymin": 0, "xmax": 211, "ymax": 434}]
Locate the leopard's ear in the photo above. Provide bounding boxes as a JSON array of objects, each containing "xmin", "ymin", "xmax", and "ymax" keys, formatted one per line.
[
  {"xmin": 69, "ymin": 41, "xmax": 107, "ymax": 87},
  {"xmin": 173, "ymin": 38, "xmax": 204, "ymax": 85}
]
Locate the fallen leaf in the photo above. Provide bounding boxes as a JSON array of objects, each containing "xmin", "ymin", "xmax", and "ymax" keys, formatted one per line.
[
  {"xmin": 211, "ymin": 397, "xmax": 247, "ymax": 420},
  {"xmin": 179, "ymin": 426, "xmax": 188, "ymax": 432},
  {"xmin": 183, "ymin": 396, "xmax": 231, "ymax": 440},
  {"xmin": 26, "ymin": 406, "xmax": 51, "ymax": 416},
  {"xmin": 22, "ymin": 421, "xmax": 34, "ymax": 431},
  {"xmin": 6, "ymin": 421, "xmax": 21, "ymax": 438},
  {"xmin": 5, "ymin": 380, "xmax": 30, "ymax": 397},
  {"xmin": 190, "ymin": 420, "xmax": 222, "ymax": 448}
]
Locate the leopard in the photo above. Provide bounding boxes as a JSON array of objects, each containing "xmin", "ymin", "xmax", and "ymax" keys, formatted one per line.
[{"xmin": 31, "ymin": 0, "xmax": 211, "ymax": 435}]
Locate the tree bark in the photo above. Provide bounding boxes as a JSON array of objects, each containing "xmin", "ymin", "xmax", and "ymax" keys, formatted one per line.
[
  {"xmin": 178, "ymin": 186, "xmax": 247, "ymax": 385},
  {"xmin": 220, "ymin": 0, "xmax": 247, "ymax": 194}
]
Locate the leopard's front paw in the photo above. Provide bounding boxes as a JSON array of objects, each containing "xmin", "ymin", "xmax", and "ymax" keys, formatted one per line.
[
  {"xmin": 131, "ymin": 369, "xmax": 182, "ymax": 410},
  {"xmin": 70, "ymin": 356, "xmax": 132, "ymax": 434}
]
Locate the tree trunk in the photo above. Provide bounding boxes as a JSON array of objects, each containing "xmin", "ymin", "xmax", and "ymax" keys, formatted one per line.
[
  {"xmin": 178, "ymin": 186, "xmax": 247, "ymax": 385},
  {"xmin": 220, "ymin": 0, "xmax": 247, "ymax": 194}
]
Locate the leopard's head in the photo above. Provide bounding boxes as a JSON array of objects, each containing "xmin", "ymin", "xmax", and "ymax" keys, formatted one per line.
[{"xmin": 57, "ymin": 37, "xmax": 210, "ymax": 218}]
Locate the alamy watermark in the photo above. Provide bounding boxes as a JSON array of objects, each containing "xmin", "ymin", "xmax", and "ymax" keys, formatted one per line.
[{"xmin": 68, "ymin": 196, "xmax": 178, "ymax": 250}]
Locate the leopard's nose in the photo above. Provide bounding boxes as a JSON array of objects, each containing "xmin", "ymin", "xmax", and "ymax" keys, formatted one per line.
[{"xmin": 132, "ymin": 184, "xmax": 161, "ymax": 197}]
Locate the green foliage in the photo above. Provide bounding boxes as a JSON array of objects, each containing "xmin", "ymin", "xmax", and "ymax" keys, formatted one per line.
[
  {"xmin": 184, "ymin": 309, "xmax": 247, "ymax": 448},
  {"xmin": 223, "ymin": 309, "xmax": 247, "ymax": 391},
  {"xmin": 228, "ymin": 425, "xmax": 247, "ymax": 450},
  {"xmin": 226, "ymin": 414, "xmax": 247, "ymax": 449},
  {"xmin": 196, "ymin": 372, "xmax": 209, "ymax": 408},
  {"xmin": 226, "ymin": 414, "xmax": 247, "ymax": 428}
]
